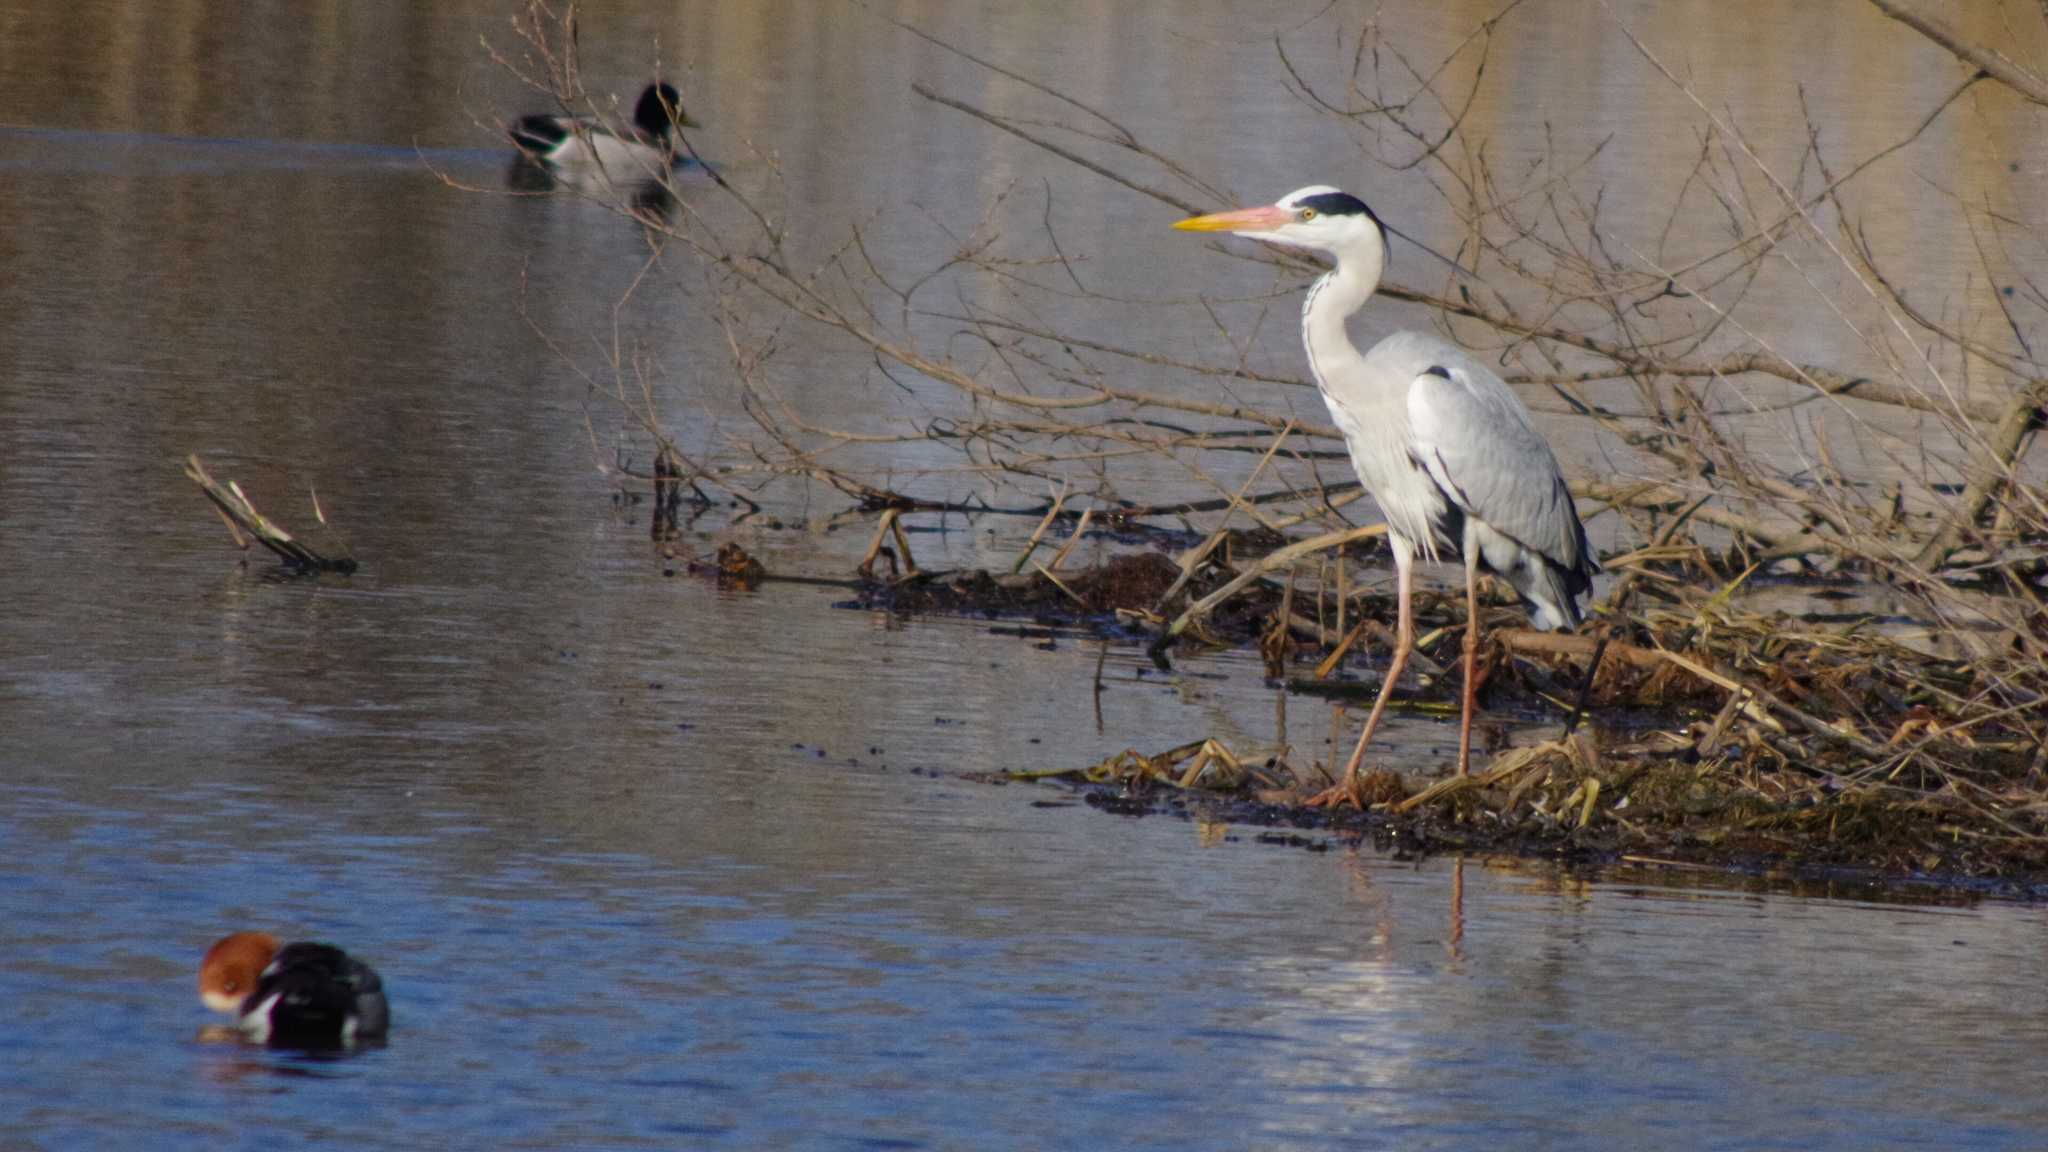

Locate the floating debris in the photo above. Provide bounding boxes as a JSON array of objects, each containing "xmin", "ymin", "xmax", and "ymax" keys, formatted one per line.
[{"xmin": 184, "ymin": 454, "xmax": 356, "ymax": 574}]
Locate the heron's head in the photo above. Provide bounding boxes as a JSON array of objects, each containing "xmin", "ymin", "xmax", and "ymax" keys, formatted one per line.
[{"xmin": 1173, "ymin": 185, "xmax": 1388, "ymax": 259}]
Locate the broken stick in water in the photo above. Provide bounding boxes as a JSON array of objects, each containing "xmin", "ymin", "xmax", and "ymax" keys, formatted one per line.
[{"xmin": 183, "ymin": 454, "xmax": 357, "ymax": 573}]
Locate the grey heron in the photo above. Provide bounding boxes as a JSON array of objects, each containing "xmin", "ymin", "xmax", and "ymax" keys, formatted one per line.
[
  {"xmin": 510, "ymin": 82, "xmax": 691, "ymax": 174},
  {"xmin": 1175, "ymin": 185, "xmax": 1597, "ymax": 807}
]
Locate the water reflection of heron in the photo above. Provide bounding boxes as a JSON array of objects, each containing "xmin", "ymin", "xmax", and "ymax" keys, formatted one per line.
[{"xmin": 1176, "ymin": 188, "xmax": 1598, "ymax": 805}]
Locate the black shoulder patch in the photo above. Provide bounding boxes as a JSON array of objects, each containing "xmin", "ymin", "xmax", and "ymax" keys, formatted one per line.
[{"xmin": 1422, "ymin": 365, "xmax": 1452, "ymax": 379}]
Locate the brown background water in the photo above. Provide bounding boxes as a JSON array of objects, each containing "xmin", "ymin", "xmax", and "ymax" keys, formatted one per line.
[{"xmin": 3, "ymin": 2, "xmax": 2048, "ymax": 1148}]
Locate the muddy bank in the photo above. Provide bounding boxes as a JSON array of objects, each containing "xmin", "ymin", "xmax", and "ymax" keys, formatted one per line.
[
  {"xmin": 974, "ymin": 752, "xmax": 2048, "ymax": 900},
  {"xmin": 847, "ymin": 551, "xmax": 1234, "ymax": 634},
  {"xmin": 740, "ymin": 539, "xmax": 2048, "ymax": 893}
]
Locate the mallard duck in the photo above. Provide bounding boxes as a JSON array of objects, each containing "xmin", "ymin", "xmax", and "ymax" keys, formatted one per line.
[{"xmin": 509, "ymin": 81, "xmax": 689, "ymax": 174}]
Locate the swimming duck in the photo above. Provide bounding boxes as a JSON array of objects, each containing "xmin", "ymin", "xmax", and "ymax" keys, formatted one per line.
[
  {"xmin": 199, "ymin": 931, "xmax": 389, "ymax": 1047},
  {"xmin": 509, "ymin": 81, "xmax": 689, "ymax": 174}
]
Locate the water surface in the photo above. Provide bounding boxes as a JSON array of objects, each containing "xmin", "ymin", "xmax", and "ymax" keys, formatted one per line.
[{"xmin": 4, "ymin": 2, "xmax": 2047, "ymax": 1148}]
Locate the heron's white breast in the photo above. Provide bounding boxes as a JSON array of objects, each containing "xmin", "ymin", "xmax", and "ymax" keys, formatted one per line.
[{"xmin": 1307, "ymin": 350, "xmax": 1452, "ymax": 556}]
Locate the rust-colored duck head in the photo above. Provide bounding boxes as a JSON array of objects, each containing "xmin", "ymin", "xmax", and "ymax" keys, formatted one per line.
[{"xmin": 198, "ymin": 931, "xmax": 280, "ymax": 1015}]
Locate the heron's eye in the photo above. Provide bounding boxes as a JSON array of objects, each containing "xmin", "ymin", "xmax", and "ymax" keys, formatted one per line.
[{"xmin": 1299, "ymin": 208, "xmax": 1318, "ymax": 221}]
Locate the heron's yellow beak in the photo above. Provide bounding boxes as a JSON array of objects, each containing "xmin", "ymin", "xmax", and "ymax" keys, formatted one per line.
[{"xmin": 1173, "ymin": 204, "xmax": 1293, "ymax": 233}]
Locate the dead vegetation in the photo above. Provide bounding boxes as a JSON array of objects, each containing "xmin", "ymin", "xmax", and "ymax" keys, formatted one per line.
[
  {"xmin": 1013, "ymin": 594, "xmax": 2048, "ymax": 883},
  {"xmin": 488, "ymin": 3, "xmax": 2048, "ymax": 882},
  {"xmin": 185, "ymin": 454, "xmax": 357, "ymax": 574}
]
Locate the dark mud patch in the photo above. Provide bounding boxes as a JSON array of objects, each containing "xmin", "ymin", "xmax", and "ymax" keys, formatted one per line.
[
  {"xmin": 844, "ymin": 552, "xmax": 1199, "ymax": 628},
  {"xmin": 838, "ymin": 548, "xmax": 1385, "ymax": 657},
  {"xmin": 965, "ymin": 748, "xmax": 2048, "ymax": 900}
]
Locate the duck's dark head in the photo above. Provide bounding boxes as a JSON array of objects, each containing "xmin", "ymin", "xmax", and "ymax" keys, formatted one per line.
[{"xmin": 634, "ymin": 81, "xmax": 693, "ymax": 139}]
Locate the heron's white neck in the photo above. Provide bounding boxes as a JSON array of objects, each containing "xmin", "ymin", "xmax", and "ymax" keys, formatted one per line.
[{"xmin": 1300, "ymin": 237, "xmax": 1384, "ymax": 390}]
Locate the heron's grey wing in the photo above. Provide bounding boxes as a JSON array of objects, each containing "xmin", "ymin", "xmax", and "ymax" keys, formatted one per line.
[{"xmin": 1405, "ymin": 362, "xmax": 1593, "ymax": 577}]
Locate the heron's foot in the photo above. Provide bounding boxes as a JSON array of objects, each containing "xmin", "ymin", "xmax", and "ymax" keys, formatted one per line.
[{"xmin": 1302, "ymin": 778, "xmax": 1364, "ymax": 810}]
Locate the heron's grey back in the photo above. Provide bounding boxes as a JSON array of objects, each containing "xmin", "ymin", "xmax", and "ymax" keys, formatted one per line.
[
  {"xmin": 1392, "ymin": 334, "xmax": 1590, "ymax": 568},
  {"xmin": 1347, "ymin": 331, "xmax": 1597, "ymax": 626}
]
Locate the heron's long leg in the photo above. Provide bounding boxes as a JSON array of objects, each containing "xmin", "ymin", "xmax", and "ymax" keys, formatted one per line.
[
  {"xmin": 1307, "ymin": 540, "xmax": 1413, "ymax": 808},
  {"xmin": 1457, "ymin": 547, "xmax": 1480, "ymax": 778}
]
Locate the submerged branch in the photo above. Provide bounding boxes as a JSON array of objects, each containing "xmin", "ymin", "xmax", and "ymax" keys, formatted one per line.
[{"xmin": 184, "ymin": 454, "xmax": 357, "ymax": 574}]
